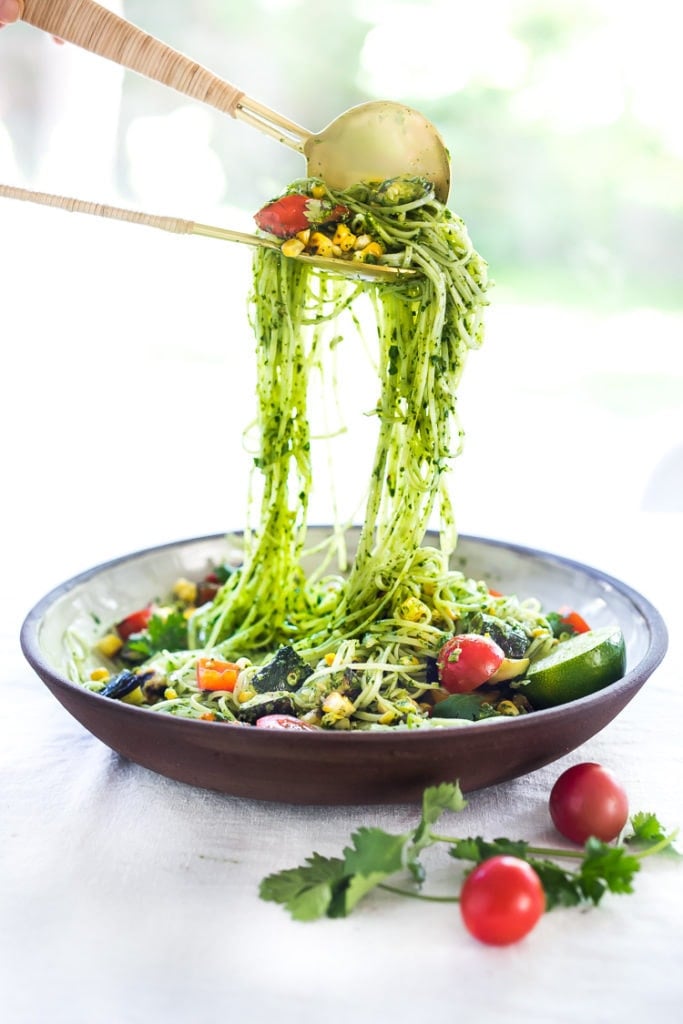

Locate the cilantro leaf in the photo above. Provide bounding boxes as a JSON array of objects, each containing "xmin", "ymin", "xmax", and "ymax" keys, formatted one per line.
[
  {"xmin": 407, "ymin": 782, "xmax": 468, "ymax": 881},
  {"xmin": 625, "ymin": 812, "xmax": 681, "ymax": 856},
  {"xmin": 448, "ymin": 836, "xmax": 529, "ymax": 863},
  {"xmin": 124, "ymin": 610, "xmax": 189, "ymax": 660},
  {"xmin": 259, "ymin": 852, "xmax": 346, "ymax": 921},
  {"xmin": 576, "ymin": 839, "xmax": 641, "ymax": 904}
]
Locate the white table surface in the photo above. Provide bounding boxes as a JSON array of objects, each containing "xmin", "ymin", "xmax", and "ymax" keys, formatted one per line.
[{"xmin": 1, "ymin": 210, "xmax": 682, "ymax": 1024}]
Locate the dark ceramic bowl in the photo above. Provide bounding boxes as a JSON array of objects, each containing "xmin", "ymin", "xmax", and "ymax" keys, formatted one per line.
[{"xmin": 21, "ymin": 529, "xmax": 668, "ymax": 804}]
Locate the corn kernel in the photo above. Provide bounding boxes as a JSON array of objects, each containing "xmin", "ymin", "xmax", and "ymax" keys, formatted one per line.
[
  {"xmin": 397, "ymin": 596, "xmax": 430, "ymax": 623},
  {"xmin": 324, "ymin": 652, "xmax": 336, "ymax": 666},
  {"xmin": 496, "ymin": 700, "xmax": 520, "ymax": 716},
  {"xmin": 332, "ymin": 223, "xmax": 356, "ymax": 251},
  {"xmin": 321, "ymin": 691, "xmax": 355, "ymax": 719},
  {"xmin": 281, "ymin": 237, "xmax": 306, "ymax": 258},
  {"xmin": 311, "ymin": 184, "xmax": 326, "ymax": 198},
  {"xmin": 164, "ymin": 687, "xmax": 178, "ymax": 701},
  {"xmin": 296, "ymin": 228, "xmax": 311, "ymax": 245},
  {"xmin": 96, "ymin": 633, "xmax": 123, "ymax": 658},
  {"xmin": 378, "ymin": 710, "xmax": 396, "ymax": 725},
  {"xmin": 361, "ymin": 241, "xmax": 384, "ymax": 258},
  {"xmin": 90, "ymin": 668, "xmax": 110, "ymax": 682},
  {"xmin": 309, "ymin": 232, "xmax": 335, "ymax": 257},
  {"xmin": 354, "ymin": 234, "xmax": 372, "ymax": 250},
  {"xmin": 238, "ymin": 689, "xmax": 256, "ymax": 704},
  {"xmin": 173, "ymin": 577, "xmax": 197, "ymax": 604},
  {"xmin": 183, "ymin": 606, "xmax": 196, "ymax": 619}
]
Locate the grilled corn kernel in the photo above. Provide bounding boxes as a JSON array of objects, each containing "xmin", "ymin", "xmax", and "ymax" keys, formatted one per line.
[
  {"xmin": 172, "ymin": 577, "xmax": 197, "ymax": 604},
  {"xmin": 397, "ymin": 596, "xmax": 431, "ymax": 623},
  {"xmin": 296, "ymin": 228, "xmax": 311, "ymax": 245},
  {"xmin": 90, "ymin": 667, "xmax": 110, "ymax": 682},
  {"xmin": 360, "ymin": 241, "xmax": 384, "ymax": 258},
  {"xmin": 309, "ymin": 231, "xmax": 336, "ymax": 257},
  {"xmin": 378, "ymin": 709, "xmax": 396, "ymax": 725},
  {"xmin": 321, "ymin": 691, "xmax": 355, "ymax": 720},
  {"xmin": 496, "ymin": 700, "xmax": 520, "ymax": 716},
  {"xmin": 332, "ymin": 223, "xmax": 356, "ymax": 251},
  {"xmin": 281, "ymin": 237, "xmax": 306, "ymax": 258},
  {"xmin": 96, "ymin": 633, "xmax": 123, "ymax": 658},
  {"xmin": 164, "ymin": 687, "xmax": 178, "ymax": 701},
  {"xmin": 311, "ymin": 184, "xmax": 326, "ymax": 198},
  {"xmin": 238, "ymin": 688, "xmax": 256, "ymax": 704}
]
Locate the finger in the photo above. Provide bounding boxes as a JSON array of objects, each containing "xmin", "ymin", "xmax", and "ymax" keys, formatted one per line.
[{"xmin": 0, "ymin": 0, "xmax": 22, "ymax": 27}]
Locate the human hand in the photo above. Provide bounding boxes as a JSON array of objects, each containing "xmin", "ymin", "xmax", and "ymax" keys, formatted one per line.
[{"xmin": 0, "ymin": 0, "xmax": 22, "ymax": 28}]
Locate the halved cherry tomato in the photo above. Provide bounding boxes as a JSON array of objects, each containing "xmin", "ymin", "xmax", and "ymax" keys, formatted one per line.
[
  {"xmin": 254, "ymin": 194, "xmax": 348, "ymax": 239},
  {"xmin": 437, "ymin": 634, "xmax": 505, "ymax": 693},
  {"xmin": 255, "ymin": 714, "xmax": 318, "ymax": 731},
  {"xmin": 116, "ymin": 606, "xmax": 153, "ymax": 641},
  {"xmin": 196, "ymin": 658, "xmax": 240, "ymax": 692},
  {"xmin": 460, "ymin": 856, "xmax": 546, "ymax": 945},
  {"xmin": 557, "ymin": 606, "xmax": 591, "ymax": 634}
]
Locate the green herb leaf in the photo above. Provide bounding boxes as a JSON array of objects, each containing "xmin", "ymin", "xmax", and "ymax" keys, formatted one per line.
[
  {"xmin": 125, "ymin": 610, "xmax": 189, "ymax": 659},
  {"xmin": 576, "ymin": 839, "xmax": 641, "ymax": 903},
  {"xmin": 625, "ymin": 812, "xmax": 680, "ymax": 857},
  {"xmin": 258, "ymin": 852, "xmax": 346, "ymax": 921},
  {"xmin": 448, "ymin": 836, "xmax": 530, "ymax": 863}
]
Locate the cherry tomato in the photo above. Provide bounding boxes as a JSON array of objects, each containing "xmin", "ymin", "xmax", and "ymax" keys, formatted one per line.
[
  {"xmin": 196, "ymin": 658, "xmax": 240, "ymax": 692},
  {"xmin": 116, "ymin": 606, "xmax": 153, "ymax": 641},
  {"xmin": 549, "ymin": 762, "xmax": 629, "ymax": 844},
  {"xmin": 460, "ymin": 856, "xmax": 546, "ymax": 946},
  {"xmin": 437, "ymin": 634, "xmax": 504, "ymax": 693},
  {"xmin": 255, "ymin": 714, "xmax": 318, "ymax": 731}
]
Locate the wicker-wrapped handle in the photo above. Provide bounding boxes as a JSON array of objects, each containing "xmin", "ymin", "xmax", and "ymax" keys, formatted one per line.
[
  {"xmin": 20, "ymin": 0, "xmax": 309, "ymax": 149},
  {"xmin": 0, "ymin": 182, "xmax": 281, "ymax": 251}
]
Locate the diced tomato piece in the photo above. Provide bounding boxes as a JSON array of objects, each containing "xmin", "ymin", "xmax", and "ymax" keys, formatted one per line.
[
  {"xmin": 196, "ymin": 658, "xmax": 240, "ymax": 692},
  {"xmin": 116, "ymin": 607, "xmax": 153, "ymax": 641},
  {"xmin": 558, "ymin": 606, "xmax": 591, "ymax": 634},
  {"xmin": 254, "ymin": 194, "xmax": 349, "ymax": 239},
  {"xmin": 488, "ymin": 588, "xmax": 503, "ymax": 598}
]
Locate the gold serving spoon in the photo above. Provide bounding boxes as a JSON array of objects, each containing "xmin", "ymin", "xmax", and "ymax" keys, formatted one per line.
[
  {"xmin": 0, "ymin": 183, "xmax": 417, "ymax": 283},
  {"xmin": 18, "ymin": 0, "xmax": 451, "ymax": 203}
]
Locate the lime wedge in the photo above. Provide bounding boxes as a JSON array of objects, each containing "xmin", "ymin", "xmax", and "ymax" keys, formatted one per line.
[{"xmin": 520, "ymin": 626, "xmax": 626, "ymax": 709}]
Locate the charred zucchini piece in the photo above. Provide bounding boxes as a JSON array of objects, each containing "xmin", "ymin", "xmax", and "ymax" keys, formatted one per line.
[
  {"xmin": 237, "ymin": 693, "xmax": 296, "ymax": 725},
  {"xmin": 100, "ymin": 669, "xmax": 152, "ymax": 700},
  {"xmin": 251, "ymin": 646, "xmax": 313, "ymax": 694}
]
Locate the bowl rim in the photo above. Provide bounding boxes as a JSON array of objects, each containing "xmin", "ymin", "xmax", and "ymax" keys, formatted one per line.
[{"xmin": 20, "ymin": 531, "xmax": 669, "ymax": 745}]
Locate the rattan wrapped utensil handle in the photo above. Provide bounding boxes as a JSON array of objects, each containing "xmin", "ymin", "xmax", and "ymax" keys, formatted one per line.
[
  {"xmin": 20, "ymin": 0, "xmax": 310, "ymax": 149},
  {"xmin": 0, "ymin": 182, "xmax": 417, "ymax": 282},
  {"xmin": 0, "ymin": 183, "xmax": 279, "ymax": 250}
]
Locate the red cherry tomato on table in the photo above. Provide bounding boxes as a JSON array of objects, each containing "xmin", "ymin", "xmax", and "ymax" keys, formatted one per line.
[
  {"xmin": 460, "ymin": 856, "xmax": 546, "ymax": 946},
  {"xmin": 549, "ymin": 762, "xmax": 629, "ymax": 844},
  {"xmin": 437, "ymin": 634, "xmax": 505, "ymax": 693},
  {"xmin": 255, "ymin": 714, "xmax": 318, "ymax": 731}
]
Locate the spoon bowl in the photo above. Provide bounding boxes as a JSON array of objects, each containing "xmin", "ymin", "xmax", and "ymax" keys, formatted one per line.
[{"xmin": 20, "ymin": 0, "xmax": 451, "ymax": 201}]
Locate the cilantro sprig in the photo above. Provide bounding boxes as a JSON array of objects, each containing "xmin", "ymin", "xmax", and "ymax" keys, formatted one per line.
[{"xmin": 259, "ymin": 782, "xmax": 678, "ymax": 921}]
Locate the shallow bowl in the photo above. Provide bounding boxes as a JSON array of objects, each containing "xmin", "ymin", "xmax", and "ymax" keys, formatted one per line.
[{"xmin": 20, "ymin": 530, "xmax": 668, "ymax": 804}]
